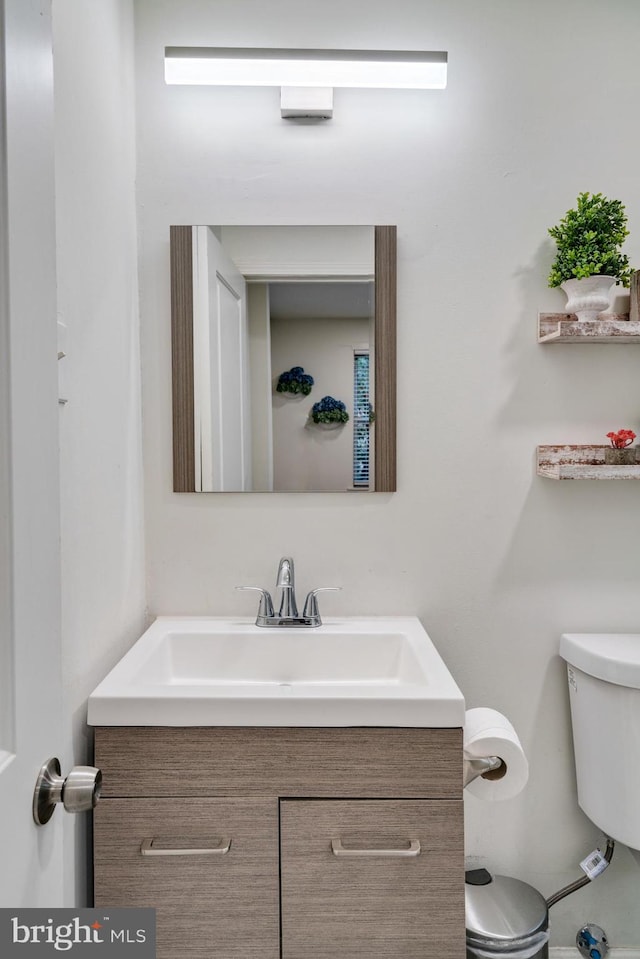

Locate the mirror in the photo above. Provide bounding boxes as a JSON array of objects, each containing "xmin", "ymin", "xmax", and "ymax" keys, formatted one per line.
[{"xmin": 171, "ymin": 225, "xmax": 396, "ymax": 492}]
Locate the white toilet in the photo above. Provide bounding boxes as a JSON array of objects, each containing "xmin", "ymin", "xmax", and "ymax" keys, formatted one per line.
[{"xmin": 560, "ymin": 632, "xmax": 640, "ymax": 863}]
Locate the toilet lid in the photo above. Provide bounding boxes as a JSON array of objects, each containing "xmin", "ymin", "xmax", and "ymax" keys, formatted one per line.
[{"xmin": 560, "ymin": 633, "xmax": 640, "ymax": 688}]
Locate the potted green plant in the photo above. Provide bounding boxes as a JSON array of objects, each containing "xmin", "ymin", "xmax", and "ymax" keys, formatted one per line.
[{"xmin": 547, "ymin": 192, "xmax": 632, "ymax": 321}]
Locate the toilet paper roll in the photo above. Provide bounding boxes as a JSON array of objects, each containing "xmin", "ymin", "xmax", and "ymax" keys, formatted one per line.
[{"xmin": 463, "ymin": 707, "xmax": 529, "ymax": 801}]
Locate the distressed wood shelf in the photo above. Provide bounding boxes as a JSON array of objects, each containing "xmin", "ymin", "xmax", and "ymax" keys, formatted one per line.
[
  {"xmin": 537, "ymin": 445, "xmax": 640, "ymax": 480},
  {"xmin": 538, "ymin": 313, "xmax": 640, "ymax": 343}
]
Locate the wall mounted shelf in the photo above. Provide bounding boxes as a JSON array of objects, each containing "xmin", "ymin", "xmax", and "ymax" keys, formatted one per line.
[
  {"xmin": 538, "ymin": 313, "xmax": 640, "ymax": 343},
  {"xmin": 537, "ymin": 445, "xmax": 640, "ymax": 480}
]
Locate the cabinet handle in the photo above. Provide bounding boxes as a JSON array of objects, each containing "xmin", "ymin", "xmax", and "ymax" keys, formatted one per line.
[
  {"xmin": 140, "ymin": 838, "xmax": 231, "ymax": 857},
  {"xmin": 331, "ymin": 839, "xmax": 421, "ymax": 858}
]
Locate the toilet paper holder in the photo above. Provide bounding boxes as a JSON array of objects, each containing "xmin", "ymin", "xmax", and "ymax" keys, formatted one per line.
[{"xmin": 463, "ymin": 755, "xmax": 504, "ymax": 787}]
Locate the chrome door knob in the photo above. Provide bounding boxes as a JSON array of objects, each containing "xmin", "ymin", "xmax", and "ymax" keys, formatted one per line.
[{"xmin": 33, "ymin": 757, "xmax": 102, "ymax": 826}]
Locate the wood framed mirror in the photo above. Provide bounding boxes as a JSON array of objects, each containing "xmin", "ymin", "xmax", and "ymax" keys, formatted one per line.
[{"xmin": 171, "ymin": 225, "xmax": 396, "ymax": 492}]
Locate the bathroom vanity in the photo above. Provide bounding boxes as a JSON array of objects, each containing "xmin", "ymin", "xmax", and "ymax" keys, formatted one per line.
[
  {"xmin": 94, "ymin": 725, "xmax": 463, "ymax": 958},
  {"xmin": 90, "ymin": 617, "xmax": 466, "ymax": 958}
]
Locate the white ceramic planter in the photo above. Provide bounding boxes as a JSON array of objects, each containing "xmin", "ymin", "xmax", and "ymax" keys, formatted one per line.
[
  {"xmin": 561, "ymin": 275, "xmax": 615, "ymax": 322},
  {"xmin": 311, "ymin": 420, "xmax": 346, "ymax": 430}
]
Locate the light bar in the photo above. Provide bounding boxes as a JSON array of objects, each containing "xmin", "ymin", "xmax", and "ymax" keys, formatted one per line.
[{"xmin": 164, "ymin": 47, "xmax": 447, "ymax": 90}]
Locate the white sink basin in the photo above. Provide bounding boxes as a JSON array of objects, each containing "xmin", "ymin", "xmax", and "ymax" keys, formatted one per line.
[{"xmin": 87, "ymin": 616, "xmax": 464, "ymax": 727}]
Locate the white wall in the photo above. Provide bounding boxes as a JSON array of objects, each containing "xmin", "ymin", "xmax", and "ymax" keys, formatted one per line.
[
  {"xmin": 135, "ymin": 0, "xmax": 640, "ymax": 945},
  {"xmin": 53, "ymin": 0, "xmax": 146, "ymax": 905},
  {"xmin": 271, "ymin": 316, "xmax": 369, "ymax": 491},
  {"xmin": 220, "ymin": 225, "xmax": 374, "ymax": 278}
]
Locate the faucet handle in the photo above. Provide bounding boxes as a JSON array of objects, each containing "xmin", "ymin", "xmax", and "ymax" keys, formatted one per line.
[
  {"xmin": 235, "ymin": 586, "xmax": 275, "ymax": 619},
  {"xmin": 302, "ymin": 587, "xmax": 341, "ymax": 623}
]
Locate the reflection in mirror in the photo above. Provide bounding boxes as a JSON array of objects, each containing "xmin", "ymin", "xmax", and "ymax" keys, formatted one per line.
[{"xmin": 171, "ymin": 225, "xmax": 396, "ymax": 492}]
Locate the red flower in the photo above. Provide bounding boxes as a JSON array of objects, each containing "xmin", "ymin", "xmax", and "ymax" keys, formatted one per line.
[{"xmin": 607, "ymin": 429, "xmax": 636, "ymax": 449}]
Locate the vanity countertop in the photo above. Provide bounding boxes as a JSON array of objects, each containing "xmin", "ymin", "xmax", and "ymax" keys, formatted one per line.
[{"xmin": 87, "ymin": 616, "xmax": 465, "ymax": 728}]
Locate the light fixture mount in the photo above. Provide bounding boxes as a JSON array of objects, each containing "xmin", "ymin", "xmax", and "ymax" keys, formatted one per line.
[{"xmin": 280, "ymin": 86, "xmax": 334, "ymax": 120}]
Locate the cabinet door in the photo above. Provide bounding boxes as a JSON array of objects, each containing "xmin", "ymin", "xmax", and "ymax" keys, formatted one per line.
[
  {"xmin": 95, "ymin": 797, "xmax": 279, "ymax": 959},
  {"xmin": 280, "ymin": 799, "xmax": 464, "ymax": 959}
]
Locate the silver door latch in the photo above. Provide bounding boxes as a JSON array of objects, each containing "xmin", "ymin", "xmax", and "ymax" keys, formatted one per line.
[{"xmin": 33, "ymin": 757, "xmax": 102, "ymax": 826}]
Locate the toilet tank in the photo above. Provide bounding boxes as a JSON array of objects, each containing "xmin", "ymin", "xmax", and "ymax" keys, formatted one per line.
[{"xmin": 560, "ymin": 633, "xmax": 640, "ymax": 851}]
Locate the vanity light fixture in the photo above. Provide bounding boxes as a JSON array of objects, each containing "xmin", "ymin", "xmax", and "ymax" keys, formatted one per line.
[{"xmin": 164, "ymin": 47, "xmax": 448, "ymax": 119}]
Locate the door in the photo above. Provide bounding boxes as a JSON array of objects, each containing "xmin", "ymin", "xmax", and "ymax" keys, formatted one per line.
[
  {"xmin": 0, "ymin": 0, "xmax": 65, "ymax": 904},
  {"xmin": 192, "ymin": 226, "xmax": 251, "ymax": 491}
]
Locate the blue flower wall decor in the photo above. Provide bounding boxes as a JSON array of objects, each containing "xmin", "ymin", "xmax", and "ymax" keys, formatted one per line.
[
  {"xmin": 276, "ymin": 366, "xmax": 314, "ymax": 396},
  {"xmin": 310, "ymin": 396, "xmax": 349, "ymax": 425}
]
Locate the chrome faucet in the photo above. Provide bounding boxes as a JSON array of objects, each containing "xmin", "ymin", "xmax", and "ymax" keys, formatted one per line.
[
  {"xmin": 236, "ymin": 556, "xmax": 340, "ymax": 627},
  {"xmin": 276, "ymin": 557, "xmax": 298, "ymax": 618}
]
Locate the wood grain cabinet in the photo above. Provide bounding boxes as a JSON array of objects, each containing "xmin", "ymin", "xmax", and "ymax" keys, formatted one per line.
[
  {"xmin": 94, "ymin": 797, "xmax": 279, "ymax": 959},
  {"xmin": 94, "ymin": 726, "xmax": 464, "ymax": 959},
  {"xmin": 281, "ymin": 799, "xmax": 464, "ymax": 959}
]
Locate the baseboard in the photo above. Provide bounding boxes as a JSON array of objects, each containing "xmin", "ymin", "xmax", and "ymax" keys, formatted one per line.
[{"xmin": 551, "ymin": 950, "xmax": 640, "ymax": 958}]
